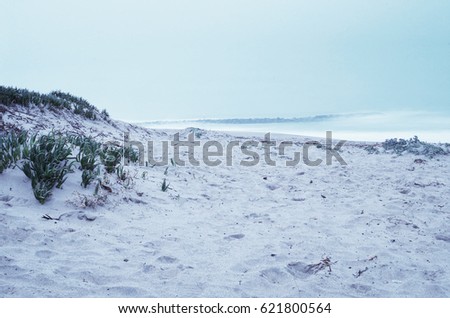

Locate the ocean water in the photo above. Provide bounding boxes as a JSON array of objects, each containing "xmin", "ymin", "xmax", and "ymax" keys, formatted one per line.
[{"xmin": 139, "ymin": 111, "xmax": 450, "ymax": 143}]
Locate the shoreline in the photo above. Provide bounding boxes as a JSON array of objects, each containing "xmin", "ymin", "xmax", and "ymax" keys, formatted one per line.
[{"xmin": 139, "ymin": 125, "xmax": 450, "ymax": 144}]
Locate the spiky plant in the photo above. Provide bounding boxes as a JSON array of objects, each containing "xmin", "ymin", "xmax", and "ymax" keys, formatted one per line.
[
  {"xmin": 0, "ymin": 144, "xmax": 10, "ymax": 173},
  {"xmin": 161, "ymin": 178, "xmax": 170, "ymax": 192},
  {"xmin": 32, "ymin": 181, "xmax": 53, "ymax": 204},
  {"xmin": 19, "ymin": 132, "xmax": 74, "ymax": 204},
  {"xmin": 123, "ymin": 145, "xmax": 139, "ymax": 163},
  {"xmin": 81, "ymin": 169, "xmax": 99, "ymax": 188},
  {"xmin": 116, "ymin": 165, "xmax": 127, "ymax": 181},
  {"xmin": 100, "ymin": 145, "xmax": 122, "ymax": 173},
  {"xmin": 76, "ymin": 138, "xmax": 101, "ymax": 187},
  {"xmin": 0, "ymin": 130, "xmax": 28, "ymax": 173}
]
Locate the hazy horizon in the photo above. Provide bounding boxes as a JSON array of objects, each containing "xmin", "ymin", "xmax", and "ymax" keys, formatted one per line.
[{"xmin": 138, "ymin": 110, "xmax": 450, "ymax": 142}]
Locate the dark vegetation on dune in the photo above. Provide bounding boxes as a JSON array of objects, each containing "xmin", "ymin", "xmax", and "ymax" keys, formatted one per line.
[{"xmin": 0, "ymin": 85, "xmax": 110, "ymax": 121}]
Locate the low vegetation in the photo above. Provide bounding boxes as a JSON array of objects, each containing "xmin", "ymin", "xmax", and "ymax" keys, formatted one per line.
[
  {"xmin": 0, "ymin": 129, "xmax": 143, "ymax": 204},
  {"xmin": 0, "ymin": 86, "xmax": 101, "ymax": 120},
  {"xmin": 20, "ymin": 132, "xmax": 74, "ymax": 203},
  {"xmin": 161, "ymin": 178, "xmax": 170, "ymax": 192},
  {"xmin": 77, "ymin": 138, "xmax": 101, "ymax": 188},
  {"xmin": 382, "ymin": 136, "xmax": 449, "ymax": 158},
  {"xmin": 100, "ymin": 144, "xmax": 123, "ymax": 173},
  {"xmin": 365, "ymin": 136, "xmax": 449, "ymax": 158},
  {"xmin": 0, "ymin": 130, "xmax": 28, "ymax": 173}
]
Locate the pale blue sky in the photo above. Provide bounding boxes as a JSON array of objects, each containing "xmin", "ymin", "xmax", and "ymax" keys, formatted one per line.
[{"xmin": 1, "ymin": 0, "xmax": 449, "ymax": 121}]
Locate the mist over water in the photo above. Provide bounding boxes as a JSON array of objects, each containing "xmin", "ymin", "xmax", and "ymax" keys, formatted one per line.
[{"xmin": 139, "ymin": 111, "xmax": 450, "ymax": 143}]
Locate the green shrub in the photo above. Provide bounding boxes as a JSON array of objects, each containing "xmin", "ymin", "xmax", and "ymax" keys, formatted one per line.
[
  {"xmin": 66, "ymin": 134, "xmax": 93, "ymax": 147},
  {"xmin": 100, "ymin": 145, "xmax": 122, "ymax": 173},
  {"xmin": 0, "ymin": 130, "xmax": 28, "ymax": 173},
  {"xmin": 81, "ymin": 169, "xmax": 99, "ymax": 188},
  {"xmin": 123, "ymin": 145, "xmax": 139, "ymax": 163},
  {"xmin": 20, "ymin": 133, "xmax": 74, "ymax": 204},
  {"xmin": 0, "ymin": 143, "xmax": 10, "ymax": 173},
  {"xmin": 100, "ymin": 109, "xmax": 110, "ymax": 120},
  {"xmin": 116, "ymin": 165, "xmax": 127, "ymax": 181},
  {"xmin": 0, "ymin": 86, "xmax": 38, "ymax": 107},
  {"xmin": 77, "ymin": 140, "xmax": 100, "ymax": 169},
  {"xmin": 32, "ymin": 181, "xmax": 53, "ymax": 204},
  {"xmin": 50, "ymin": 90, "xmax": 98, "ymax": 119},
  {"xmin": 76, "ymin": 138, "xmax": 101, "ymax": 188},
  {"xmin": 1, "ymin": 129, "xmax": 152, "ymax": 203}
]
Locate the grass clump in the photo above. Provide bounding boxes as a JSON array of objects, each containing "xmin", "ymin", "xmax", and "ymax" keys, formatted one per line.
[
  {"xmin": 100, "ymin": 145, "xmax": 122, "ymax": 173},
  {"xmin": 0, "ymin": 86, "xmax": 68, "ymax": 109},
  {"xmin": 20, "ymin": 133, "xmax": 74, "ymax": 204},
  {"xmin": 0, "ymin": 130, "xmax": 28, "ymax": 173},
  {"xmin": 123, "ymin": 145, "xmax": 140, "ymax": 164},
  {"xmin": 161, "ymin": 178, "xmax": 170, "ymax": 192},
  {"xmin": 76, "ymin": 137, "xmax": 101, "ymax": 188},
  {"xmin": 100, "ymin": 109, "xmax": 110, "ymax": 121},
  {"xmin": 1, "ymin": 128, "xmax": 148, "ymax": 204},
  {"xmin": 50, "ymin": 91, "xmax": 97, "ymax": 120}
]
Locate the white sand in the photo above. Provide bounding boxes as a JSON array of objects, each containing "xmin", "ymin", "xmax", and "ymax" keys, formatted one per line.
[{"xmin": 1, "ymin": 107, "xmax": 450, "ymax": 297}]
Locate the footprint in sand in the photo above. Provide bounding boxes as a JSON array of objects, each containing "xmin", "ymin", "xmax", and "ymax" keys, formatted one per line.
[
  {"xmin": 0, "ymin": 226, "xmax": 33, "ymax": 244},
  {"xmin": 224, "ymin": 234, "xmax": 245, "ymax": 241},
  {"xmin": 0, "ymin": 195, "xmax": 28, "ymax": 205},
  {"xmin": 0, "ymin": 264, "xmax": 26, "ymax": 275},
  {"xmin": 266, "ymin": 184, "xmax": 280, "ymax": 191},
  {"xmin": 157, "ymin": 256, "xmax": 178, "ymax": 264},
  {"xmin": 0, "ymin": 285, "xmax": 15, "ymax": 295},
  {"xmin": 435, "ymin": 234, "xmax": 450, "ymax": 243},
  {"xmin": 0, "ymin": 195, "xmax": 14, "ymax": 202},
  {"xmin": 286, "ymin": 262, "xmax": 315, "ymax": 279},
  {"xmin": 105, "ymin": 286, "xmax": 146, "ymax": 297},
  {"xmin": 349, "ymin": 283, "xmax": 372, "ymax": 294},
  {"xmin": 177, "ymin": 264, "xmax": 194, "ymax": 271},
  {"xmin": 142, "ymin": 263, "xmax": 156, "ymax": 273},
  {"xmin": 35, "ymin": 250, "xmax": 56, "ymax": 259},
  {"xmin": 0, "ymin": 256, "xmax": 13, "ymax": 264},
  {"xmin": 244, "ymin": 213, "xmax": 273, "ymax": 224},
  {"xmin": 260, "ymin": 268, "xmax": 289, "ymax": 284}
]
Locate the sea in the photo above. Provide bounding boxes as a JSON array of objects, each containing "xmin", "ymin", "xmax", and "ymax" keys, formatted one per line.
[{"xmin": 139, "ymin": 111, "xmax": 450, "ymax": 143}]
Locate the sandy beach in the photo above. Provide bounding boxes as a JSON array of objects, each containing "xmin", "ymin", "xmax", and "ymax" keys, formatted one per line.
[{"xmin": 1, "ymin": 107, "xmax": 449, "ymax": 297}]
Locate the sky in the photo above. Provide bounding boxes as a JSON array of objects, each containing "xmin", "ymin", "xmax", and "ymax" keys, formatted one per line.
[{"xmin": 1, "ymin": 0, "xmax": 449, "ymax": 121}]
